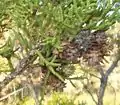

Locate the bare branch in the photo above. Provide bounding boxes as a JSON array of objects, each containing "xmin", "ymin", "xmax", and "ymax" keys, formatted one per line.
[
  {"xmin": 0, "ymin": 46, "xmax": 40, "ymax": 93},
  {"xmin": 0, "ymin": 87, "xmax": 25, "ymax": 101},
  {"xmin": 0, "ymin": 54, "xmax": 37, "ymax": 93},
  {"xmin": 89, "ymin": 73, "xmax": 101, "ymax": 80},
  {"xmin": 97, "ymin": 50, "xmax": 120, "ymax": 105},
  {"xmin": 86, "ymin": 88, "xmax": 97, "ymax": 105},
  {"xmin": 105, "ymin": 56, "xmax": 120, "ymax": 76}
]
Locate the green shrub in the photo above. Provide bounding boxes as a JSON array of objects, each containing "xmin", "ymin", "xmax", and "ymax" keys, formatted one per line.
[
  {"xmin": 0, "ymin": 56, "xmax": 10, "ymax": 72},
  {"xmin": 46, "ymin": 92, "xmax": 75, "ymax": 105},
  {"xmin": 46, "ymin": 92, "xmax": 87, "ymax": 105}
]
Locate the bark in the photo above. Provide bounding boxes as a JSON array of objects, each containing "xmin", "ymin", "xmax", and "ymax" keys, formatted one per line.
[{"xmin": 97, "ymin": 75, "xmax": 108, "ymax": 105}]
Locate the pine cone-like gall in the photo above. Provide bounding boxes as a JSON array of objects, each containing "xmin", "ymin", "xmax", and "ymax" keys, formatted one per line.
[{"xmin": 61, "ymin": 30, "xmax": 110, "ymax": 67}]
